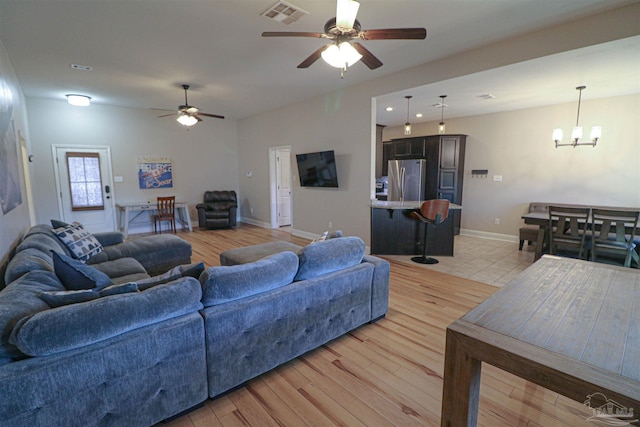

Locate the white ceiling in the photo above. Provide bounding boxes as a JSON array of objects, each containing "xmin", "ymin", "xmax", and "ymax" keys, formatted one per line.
[{"xmin": 1, "ymin": 0, "xmax": 638, "ymax": 125}]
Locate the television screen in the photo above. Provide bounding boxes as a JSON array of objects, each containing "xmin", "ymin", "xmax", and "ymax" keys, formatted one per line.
[{"xmin": 295, "ymin": 150, "xmax": 339, "ymax": 188}]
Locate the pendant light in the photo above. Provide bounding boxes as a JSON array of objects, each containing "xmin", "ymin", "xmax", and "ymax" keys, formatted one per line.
[
  {"xmin": 553, "ymin": 86, "xmax": 601, "ymax": 148},
  {"xmin": 438, "ymin": 95, "xmax": 447, "ymax": 134},
  {"xmin": 404, "ymin": 95, "xmax": 412, "ymax": 135}
]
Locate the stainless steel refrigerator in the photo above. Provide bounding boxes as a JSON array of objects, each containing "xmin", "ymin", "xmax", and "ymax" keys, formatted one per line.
[{"xmin": 387, "ymin": 159, "xmax": 426, "ymax": 201}]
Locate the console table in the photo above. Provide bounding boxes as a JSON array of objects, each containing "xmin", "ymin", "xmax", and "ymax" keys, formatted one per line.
[
  {"xmin": 441, "ymin": 255, "xmax": 640, "ymax": 426},
  {"xmin": 116, "ymin": 201, "xmax": 192, "ymax": 238}
]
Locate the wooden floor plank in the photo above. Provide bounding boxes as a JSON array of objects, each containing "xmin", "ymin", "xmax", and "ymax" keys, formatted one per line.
[{"xmin": 156, "ymin": 224, "xmax": 595, "ymax": 427}]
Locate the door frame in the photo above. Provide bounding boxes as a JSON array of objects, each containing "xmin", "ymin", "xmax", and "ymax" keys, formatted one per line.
[
  {"xmin": 51, "ymin": 144, "xmax": 117, "ymax": 230},
  {"xmin": 268, "ymin": 145, "xmax": 292, "ymax": 229}
]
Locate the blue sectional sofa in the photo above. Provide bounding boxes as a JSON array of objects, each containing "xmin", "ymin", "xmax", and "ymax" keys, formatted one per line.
[
  {"xmin": 0, "ymin": 225, "xmax": 390, "ymax": 426},
  {"xmin": 0, "ymin": 224, "xmax": 205, "ymax": 427}
]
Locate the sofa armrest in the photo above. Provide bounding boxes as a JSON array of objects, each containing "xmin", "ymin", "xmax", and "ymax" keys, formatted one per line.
[
  {"xmin": 362, "ymin": 255, "xmax": 390, "ymax": 321},
  {"xmin": 93, "ymin": 231, "xmax": 125, "ymax": 247}
]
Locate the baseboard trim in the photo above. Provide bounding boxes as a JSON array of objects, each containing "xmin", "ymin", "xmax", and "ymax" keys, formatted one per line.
[
  {"xmin": 460, "ymin": 228, "xmax": 518, "ymax": 243},
  {"xmin": 239, "ymin": 217, "xmax": 272, "ymax": 228}
]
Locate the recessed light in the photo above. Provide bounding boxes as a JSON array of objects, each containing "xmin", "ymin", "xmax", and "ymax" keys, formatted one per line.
[
  {"xmin": 385, "ymin": 106, "xmax": 393, "ymax": 111},
  {"xmin": 415, "ymin": 113, "xmax": 423, "ymax": 118}
]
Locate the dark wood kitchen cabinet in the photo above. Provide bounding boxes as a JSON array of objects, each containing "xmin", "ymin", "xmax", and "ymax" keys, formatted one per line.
[{"xmin": 383, "ymin": 134, "xmax": 466, "ymax": 234}]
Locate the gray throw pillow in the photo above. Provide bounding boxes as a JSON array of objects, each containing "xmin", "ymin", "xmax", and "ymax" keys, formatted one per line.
[{"xmin": 52, "ymin": 251, "xmax": 113, "ymax": 291}]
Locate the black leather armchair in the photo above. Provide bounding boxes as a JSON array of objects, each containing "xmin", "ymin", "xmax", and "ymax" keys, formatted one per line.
[{"xmin": 196, "ymin": 191, "xmax": 238, "ymax": 229}]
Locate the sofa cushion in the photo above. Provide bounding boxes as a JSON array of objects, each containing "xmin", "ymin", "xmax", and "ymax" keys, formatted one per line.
[
  {"xmin": 200, "ymin": 251, "xmax": 299, "ymax": 306},
  {"xmin": 294, "ymin": 236, "xmax": 366, "ymax": 281},
  {"xmin": 39, "ymin": 289, "xmax": 98, "ymax": 307},
  {"xmin": 220, "ymin": 241, "xmax": 302, "ymax": 266},
  {"xmin": 136, "ymin": 262, "xmax": 205, "ymax": 291},
  {"xmin": 87, "ymin": 233, "xmax": 192, "ymax": 277},
  {"xmin": 39, "ymin": 283, "xmax": 139, "ymax": 308},
  {"xmin": 9, "ymin": 278, "xmax": 203, "ymax": 357},
  {"xmin": 52, "ymin": 221, "xmax": 103, "ymax": 261},
  {"xmin": 52, "ymin": 251, "xmax": 113, "ymax": 291},
  {"xmin": 90, "ymin": 257, "xmax": 147, "ymax": 280}
]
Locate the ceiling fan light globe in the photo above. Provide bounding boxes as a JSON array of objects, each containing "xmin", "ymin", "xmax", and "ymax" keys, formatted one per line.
[
  {"xmin": 177, "ymin": 114, "xmax": 198, "ymax": 127},
  {"xmin": 336, "ymin": 0, "xmax": 360, "ymax": 31},
  {"xmin": 321, "ymin": 44, "xmax": 346, "ymax": 68},
  {"xmin": 340, "ymin": 41, "xmax": 362, "ymax": 66}
]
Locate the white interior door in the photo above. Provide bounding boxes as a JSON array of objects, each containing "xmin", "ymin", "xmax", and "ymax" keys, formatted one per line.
[
  {"xmin": 276, "ymin": 147, "xmax": 292, "ymax": 227},
  {"xmin": 53, "ymin": 146, "xmax": 116, "ymax": 233}
]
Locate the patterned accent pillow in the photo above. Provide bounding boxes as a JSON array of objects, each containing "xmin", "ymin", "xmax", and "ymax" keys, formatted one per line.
[{"xmin": 53, "ymin": 221, "xmax": 103, "ymax": 262}]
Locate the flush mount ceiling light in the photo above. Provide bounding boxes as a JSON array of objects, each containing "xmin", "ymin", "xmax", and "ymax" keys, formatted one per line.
[
  {"xmin": 553, "ymin": 86, "xmax": 601, "ymax": 148},
  {"xmin": 438, "ymin": 95, "xmax": 447, "ymax": 134},
  {"xmin": 404, "ymin": 95, "xmax": 412, "ymax": 135},
  {"xmin": 66, "ymin": 94, "xmax": 91, "ymax": 107}
]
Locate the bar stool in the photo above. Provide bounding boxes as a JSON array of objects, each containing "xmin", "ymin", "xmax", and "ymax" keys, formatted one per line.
[{"xmin": 410, "ymin": 199, "xmax": 450, "ymax": 264}]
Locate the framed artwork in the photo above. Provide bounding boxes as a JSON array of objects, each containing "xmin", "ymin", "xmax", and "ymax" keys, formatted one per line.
[
  {"xmin": 137, "ymin": 157, "xmax": 173, "ymax": 189},
  {"xmin": 0, "ymin": 73, "xmax": 23, "ymax": 215}
]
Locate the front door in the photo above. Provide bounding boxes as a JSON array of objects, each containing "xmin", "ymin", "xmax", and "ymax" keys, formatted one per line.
[
  {"xmin": 52, "ymin": 146, "xmax": 116, "ymax": 233},
  {"xmin": 276, "ymin": 147, "xmax": 292, "ymax": 227}
]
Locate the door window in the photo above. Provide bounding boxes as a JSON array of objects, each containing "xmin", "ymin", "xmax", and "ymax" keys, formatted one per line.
[{"xmin": 66, "ymin": 152, "xmax": 104, "ymax": 211}]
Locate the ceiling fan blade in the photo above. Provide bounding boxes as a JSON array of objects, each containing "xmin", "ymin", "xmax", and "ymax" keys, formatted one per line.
[
  {"xmin": 262, "ymin": 31, "xmax": 326, "ymax": 38},
  {"xmin": 360, "ymin": 28, "xmax": 427, "ymax": 40},
  {"xmin": 336, "ymin": 0, "xmax": 360, "ymax": 31},
  {"xmin": 297, "ymin": 45, "xmax": 327, "ymax": 68},
  {"xmin": 156, "ymin": 112, "xmax": 177, "ymax": 118},
  {"xmin": 192, "ymin": 115, "xmax": 203, "ymax": 122},
  {"xmin": 199, "ymin": 112, "xmax": 225, "ymax": 120},
  {"xmin": 352, "ymin": 43, "xmax": 383, "ymax": 69}
]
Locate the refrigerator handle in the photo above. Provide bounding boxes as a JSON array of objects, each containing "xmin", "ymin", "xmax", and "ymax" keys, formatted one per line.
[{"xmin": 400, "ymin": 167, "xmax": 405, "ymax": 201}]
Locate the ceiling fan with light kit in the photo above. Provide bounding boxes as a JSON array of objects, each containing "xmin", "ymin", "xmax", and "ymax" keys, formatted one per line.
[
  {"xmin": 262, "ymin": 0, "xmax": 427, "ymax": 77},
  {"xmin": 153, "ymin": 84, "xmax": 224, "ymax": 127}
]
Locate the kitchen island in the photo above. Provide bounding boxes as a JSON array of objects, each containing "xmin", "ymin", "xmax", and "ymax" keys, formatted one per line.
[{"xmin": 370, "ymin": 200, "xmax": 461, "ymax": 256}]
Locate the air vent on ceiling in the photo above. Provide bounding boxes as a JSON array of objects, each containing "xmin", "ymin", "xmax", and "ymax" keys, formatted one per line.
[
  {"xmin": 70, "ymin": 64, "xmax": 93, "ymax": 71},
  {"xmin": 432, "ymin": 102, "xmax": 448, "ymax": 108},
  {"xmin": 477, "ymin": 94, "xmax": 496, "ymax": 100},
  {"xmin": 261, "ymin": 1, "xmax": 309, "ymax": 25}
]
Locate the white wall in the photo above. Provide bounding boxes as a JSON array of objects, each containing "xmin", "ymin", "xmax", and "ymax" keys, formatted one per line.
[
  {"xmin": 236, "ymin": 4, "xmax": 640, "ymax": 245},
  {"xmin": 383, "ymin": 94, "xmax": 640, "ymax": 239},
  {"xmin": 0, "ymin": 39, "xmax": 32, "ymax": 269},
  {"xmin": 25, "ymin": 98, "xmax": 239, "ymax": 234}
]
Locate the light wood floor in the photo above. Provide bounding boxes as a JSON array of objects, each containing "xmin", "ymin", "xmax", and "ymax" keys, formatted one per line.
[{"xmin": 159, "ymin": 224, "xmax": 593, "ymax": 427}]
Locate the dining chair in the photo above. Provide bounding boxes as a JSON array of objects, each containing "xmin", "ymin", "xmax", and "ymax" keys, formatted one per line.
[
  {"xmin": 154, "ymin": 196, "xmax": 176, "ymax": 233},
  {"xmin": 548, "ymin": 205, "xmax": 591, "ymax": 260},
  {"xmin": 591, "ymin": 208, "xmax": 639, "ymax": 268},
  {"xmin": 410, "ymin": 199, "xmax": 450, "ymax": 264}
]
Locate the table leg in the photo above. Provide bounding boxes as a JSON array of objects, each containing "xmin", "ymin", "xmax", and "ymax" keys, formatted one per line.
[
  {"xmin": 441, "ymin": 327, "xmax": 482, "ymax": 427},
  {"xmin": 123, "ymin": 207, "xmax": 130, "ymax": 239},
  {"xmin": 534, "ymin": 226, "xmax": 547, "ymax": 261}
]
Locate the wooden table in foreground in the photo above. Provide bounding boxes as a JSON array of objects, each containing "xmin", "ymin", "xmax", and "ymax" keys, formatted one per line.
[{"xmin": 441, "ymin": 255, "xmax": 640, "ymax": 427}]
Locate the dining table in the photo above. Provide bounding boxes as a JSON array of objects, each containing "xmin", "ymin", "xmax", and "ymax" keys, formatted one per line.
[
  {"xmin": 441, "ymin": 255, "xmax": 640, "ymax": 427},
  {"xmin": 521, "ymin": 204, "xmax": 640, "ymax": 260}
]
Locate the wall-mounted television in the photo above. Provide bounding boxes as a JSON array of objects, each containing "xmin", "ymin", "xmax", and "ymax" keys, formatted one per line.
[{"xmin": 295, "ymin": 150, "xmax": 339, "ymax": 188}]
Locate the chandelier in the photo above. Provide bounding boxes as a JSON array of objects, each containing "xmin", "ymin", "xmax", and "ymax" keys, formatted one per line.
[{"xmin": 553, "ymin": 86, "xmax": 601, "ymax": 148}]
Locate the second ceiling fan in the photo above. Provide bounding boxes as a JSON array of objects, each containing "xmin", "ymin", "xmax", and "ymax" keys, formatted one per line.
[
  {"xmin": 262, "ymin": 0, "xmax": 426, "ymax": 76},
  {"xmin": 155, "ymin": 85, "xmax": 224, "ymax": 127}
]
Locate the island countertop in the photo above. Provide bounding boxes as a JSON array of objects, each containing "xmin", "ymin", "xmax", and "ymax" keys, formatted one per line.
[{"xmin": 371, "ymin": 200, "xmax": 462, "ymax": 210}]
